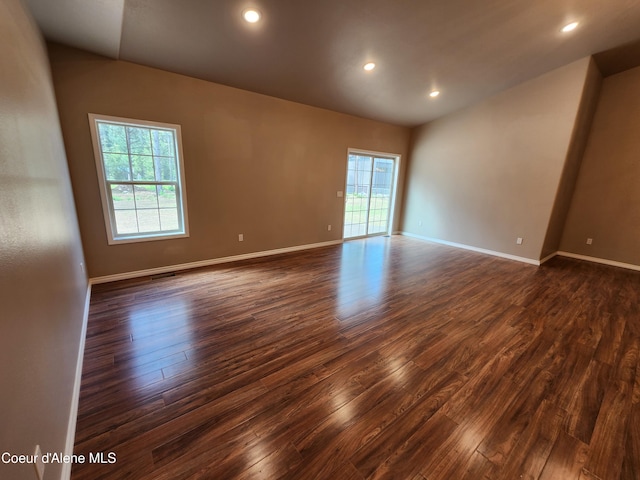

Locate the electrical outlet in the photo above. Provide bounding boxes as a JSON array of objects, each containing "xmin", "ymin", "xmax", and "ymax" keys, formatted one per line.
[
  {"xmin": 586, "ymin": 238, "xmax": 593, "ymax": 245},
  {"xmin": 80, "ymin": 262, "xmax": 85, "ymax": 274},
  {"xmin": 327, "ymin": 225, "xmax": 332, "ymax": 231},
  {"xmin": 516, "ymin": 237, "xmax": 523, "ymax": 245},
  {"xmin": 337, "ymin": 191, "xmax": 343, "ymax": 197},
  {"xmin": 418, "ymin": 220, "xmax": 423, "ymax": 227},
  {"xmin": 34, "ymin": 445, "xmax": 44, "ymax": 480},
  {"xmin": 238, "ymin": 234, "xmax": 244, "ymax": 242}
]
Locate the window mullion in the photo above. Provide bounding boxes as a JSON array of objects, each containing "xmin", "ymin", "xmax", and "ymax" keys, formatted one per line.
[
  {"xmin": 124, "ymin": 126, "xmax": 140, "ymax": 234},
  {"xmin": 105, "ymin": 180, "xmax": 178, "ymax": 185}
]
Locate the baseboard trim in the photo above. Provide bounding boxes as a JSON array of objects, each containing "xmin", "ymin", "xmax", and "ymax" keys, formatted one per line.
[
  {"xmin": 557, "ymin": 251, "xmax": 640, "ymax": 272},
  {"xmin": 400, "ymin": 232, "xmax": 541, "ymax": 266},
  {"xmin": 90, "ymin": 239, "xmax": 344, "ymax": 284},
  {"xmin": 539, "ymin": 252, "xmax": 558, "ymax": 264},
  {"xmin": 61, "ymin": 283, "xmax": 91, "ymax": 479}
]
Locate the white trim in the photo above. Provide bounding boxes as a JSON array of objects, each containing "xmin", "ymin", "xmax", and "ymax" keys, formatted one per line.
[
  {"xmin": 557, "ymin": 251, "xmax": 640, "ymax": 272},
  {"xmin": 90, "ymin": 240, "xmax": 344, "ymax": 284},
  {"xmin": 539, "ymin": 252, "xmax": 558, "ymax": 264},
  {"xmin": 400, "ymin": 232, "xmax": 541, "ymax": 266},
  {"xmin": 343, "ymin": 232, "xmax": 388, "ymax": 242},
  {"xmin": 347, "ymin": 147, "xmax": 401, "ymax": 159},
  {"xmin": 61, "ymin": 283, "xmax": 91, "ymax": 480}
]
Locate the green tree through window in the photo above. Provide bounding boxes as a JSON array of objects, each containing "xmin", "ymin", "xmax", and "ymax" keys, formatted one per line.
[{"xmin": 89, "ymin": 114, "xmax": 189, "ymax": 244}]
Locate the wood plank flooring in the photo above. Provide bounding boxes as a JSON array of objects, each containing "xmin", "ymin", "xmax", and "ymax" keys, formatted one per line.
[{"xmin": 72, "ymin": 236, "xmax": 640, "ymax": 480}]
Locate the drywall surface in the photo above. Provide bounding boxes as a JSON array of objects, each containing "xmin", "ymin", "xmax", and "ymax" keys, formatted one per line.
[
  {"xmin": 402, "ymin": 58, "xmax": 591, "ymax": 261},
  {"xmin": 48, "ymin": 44, "xmax": 410, "ymax": 278},
  {"xmin": 541, "ymin": 59, "xmax": 602, "ymax": 259},
  {"xmin": 0, "ymin": 2, "xmax": 87, "ymax": 479},
  {"xmin": 560, "ymin": 65, "xmax": 640, "ymax": 265}
]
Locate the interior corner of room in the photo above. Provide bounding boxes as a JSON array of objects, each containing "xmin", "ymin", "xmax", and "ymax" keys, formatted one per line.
[{"xmin": 3, "ymin": 0, "xmax": 640, "ymax": 478}]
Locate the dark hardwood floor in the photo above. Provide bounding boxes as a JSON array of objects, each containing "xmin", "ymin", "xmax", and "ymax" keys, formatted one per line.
[{"xmin": 72, "ymin": 236, "xmax": 640, "ymax": 480}]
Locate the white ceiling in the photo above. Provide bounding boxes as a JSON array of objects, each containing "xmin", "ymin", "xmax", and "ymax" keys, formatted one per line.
[
  {"xmin": 24, "ymin": 0, "xmax": 640, "ymax": 127},
  {"xmin": 25, "ymin": 0, "xmax": 125, "ymax": 58}
]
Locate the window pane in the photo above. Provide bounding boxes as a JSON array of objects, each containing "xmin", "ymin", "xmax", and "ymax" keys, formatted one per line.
[
  {"xmin": 157, "ymin": 185, "xmax": 177, "ymax": 208},
  {"xmin": 159, "ymin": 208, "xmax": 179, "ymax": 231},
  {"xmin": 151, "ymin": 130, "xmax": 175, "ymax": 157},
  {"xmin": 131, "ymin": 155, "xmax": 155, "ymax": 181},
  {"xmin": 134, "ymin": 185, "xmax": 158, "ymax": 208},
  {"xmin": 98, "ymin": 123, "xmax": 127, "ymax": 154},
  {"xmin": 111, "ymin": 185, "xmax": 134, "ymax": 209},
  {"xmin": 136, "ymin": 209, "xmax": 160, "ymax": 232},
  {"xmin": 114, "ymin": 210, "xmax": 138, "ymax": 234},
  {"xmin": 91, "ymin": 115, "xmax": 188, "ymax": 243},
  {"xmin": 154, "ymin": 156, "xmax": 177, "ymax": 181},
  {"xmin": 104, "ymin": 153, "xmax": 131, "ymax": 181},
  {"xmin": 127, "ymin": 127, "xmax": 152, "ymax": 155}
]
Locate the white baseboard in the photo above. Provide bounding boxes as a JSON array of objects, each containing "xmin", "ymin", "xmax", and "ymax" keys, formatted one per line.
[
  {"xmin": 400, "ymin": 232, "xmax": 541, "ymax": 266},
  {"xmin": 539, "ymin": 252, "xmax": 558, "ymax": 264},
  {"xmin": 557, "ymin": 251, "xmax": 640, "ymax": 272},
  {"xmin": 61, "ymin": 283, "xmax": 91, "ymax": 480},
  {"xmin": 90, "ymin": 239, "xmax": 344, "ymax": 284}
]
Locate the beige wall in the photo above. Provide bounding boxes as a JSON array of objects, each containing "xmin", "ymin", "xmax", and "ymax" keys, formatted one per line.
[
  {"xmin": 540, "ymin": 59, "xmax": 602, "ymax": 259},
  {"xmin": 401, "ymin": 58, "xmax": 592, "ymax": 261},
  {"xmin": 0, "ymin": 2, "xmax": 88, "ymax": 480},
  {"xmin": 560, "ymin": 65, "xmax": 640, "ymax": 265},
  {"xmin": 48, "ymin": 44, "xmax": 411, "ymax": 279}
]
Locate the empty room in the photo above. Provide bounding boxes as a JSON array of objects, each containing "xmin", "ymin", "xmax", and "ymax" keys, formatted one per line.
[{"xmin": 2, "ymin": 0, "xmax": 640, "ymax": 479}]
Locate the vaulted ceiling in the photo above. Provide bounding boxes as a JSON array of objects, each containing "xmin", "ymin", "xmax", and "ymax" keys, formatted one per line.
[{"xmin": 24, "ymin": 0, "xmax": 640, "ymax": 127}]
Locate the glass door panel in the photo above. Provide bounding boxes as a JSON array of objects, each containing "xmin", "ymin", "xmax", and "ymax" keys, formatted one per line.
[
  {"xmin": 344, "ymin": 153, "xmax": 396, "ymax": 239},
  {"xmin": 368, "ymin": 157, "xmax": 394, "ymax": 234}
]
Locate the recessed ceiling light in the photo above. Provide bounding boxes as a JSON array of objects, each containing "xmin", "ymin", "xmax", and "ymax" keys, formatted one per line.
[
  {"xmin": 363, "ymin": 62, "xmax": 376, "ymax": 71},
  {"xmin": 429, "ymin": 90, "xmax": 440, "ymax": 98},
  {"xmin": 561, "ymin": 21, "xmax": 579, "ymax": 33},
  {"xmin": 243, "ymin": 9, "xmax": 261, "ymax": 23}
]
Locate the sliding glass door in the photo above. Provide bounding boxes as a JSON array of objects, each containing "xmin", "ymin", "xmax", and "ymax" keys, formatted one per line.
[{"xmin": 343, "ymin": 152, "xmax": 397, "ymax": 239}]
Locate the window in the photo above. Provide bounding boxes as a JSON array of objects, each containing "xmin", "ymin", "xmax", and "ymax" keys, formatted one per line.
[{"xmin": 88, "ymin": 114, "xmax": 189, "ymax": 244}]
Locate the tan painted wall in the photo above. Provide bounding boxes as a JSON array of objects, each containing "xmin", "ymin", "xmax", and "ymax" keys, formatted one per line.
[
  {"xmin": 540, "ymin": 59, "xmax": 602, "ymax": 259},
  {"xmin": 401, "ymin": 58, "xmax": 592, "ymax": 261},
  {"xmin": 48, "ymin": 44, "xmax": 411, "ymax": 278},
  {"xmin": 560, "ymin": 66, "xmax": 640, "ymax": 265},
  {"xmin": 0, "ymin": 2, "xmax": 88, "ymax": 480}
]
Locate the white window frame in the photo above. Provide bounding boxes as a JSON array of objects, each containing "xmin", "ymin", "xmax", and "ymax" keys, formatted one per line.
[{"xmin": 88, "ymin": 113, "xmax": 190, "ymax": 245}]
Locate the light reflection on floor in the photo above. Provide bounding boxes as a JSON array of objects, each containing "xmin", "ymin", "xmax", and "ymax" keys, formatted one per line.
[
  {"xmin": 244, "ymin": 437, "xmax": 273, "ymax": 477},
  {"xmin": 125, "ymin": 298, "xmax": 194, "ymax": 385},
  {"xmin": 336, "ymin": 237, "xmax": 392, "ymax": 318},
  {"xmin": 332, "ymin": 389, "xmax": 355, "ymax": 424}
]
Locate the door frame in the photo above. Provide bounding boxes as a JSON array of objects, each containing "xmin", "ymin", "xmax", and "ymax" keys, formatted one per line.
[{"xmin": 343, "ymin": 148, "xmax": 401, "ymax": 239}]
